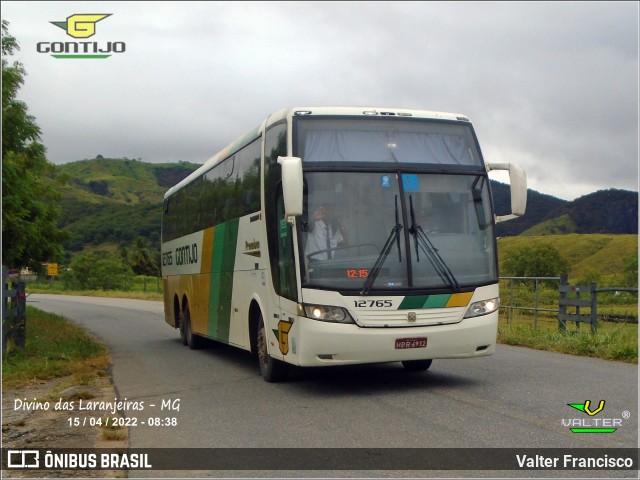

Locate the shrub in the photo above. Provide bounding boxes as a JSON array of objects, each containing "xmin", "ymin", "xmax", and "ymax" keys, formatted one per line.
[
  {"xmin": 62, "ymin": 251, "xmax": 133, "ymax": 290},
  {"xmin": 502, "ymin": 243, "xmax": 570, "ymax": 282}
]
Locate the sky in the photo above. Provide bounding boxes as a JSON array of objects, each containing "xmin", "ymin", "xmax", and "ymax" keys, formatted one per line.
[{"xmin": 2, "ymin": 1, "xmax": 638, "ymax": 201}]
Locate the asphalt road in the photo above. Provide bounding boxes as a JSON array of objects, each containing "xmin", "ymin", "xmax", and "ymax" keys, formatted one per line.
[{"xmin": 27, "ymin": 294, "xmax": 638, "ymax": 478}]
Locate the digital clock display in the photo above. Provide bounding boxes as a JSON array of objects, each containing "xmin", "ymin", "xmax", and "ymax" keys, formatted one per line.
[
  {"xmin": 308, "ymin": 267, "xmax": 388, "ymax": 280},
  {"xmin": 346, "ymin": 269, "xmax": 369, "ymax": 279}
]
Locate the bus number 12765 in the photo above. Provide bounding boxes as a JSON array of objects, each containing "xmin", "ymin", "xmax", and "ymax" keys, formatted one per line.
[{"xmin": 354, "ymin": 300, "xmax": 393, "ymax": 308}]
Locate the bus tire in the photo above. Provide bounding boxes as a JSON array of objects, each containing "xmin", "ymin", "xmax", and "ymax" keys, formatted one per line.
[
  {"xmin": 257, "ymin": 312, "xmax": 288, "ymax": 382},
  {"xmin": 179, "ymin": 311, "xmax": 188, "ymax": 346},
  {"xmin": 401, "ymin": 359, "xmax": 432, "ymax": 371},
  {"xmin": 182, "ymin": 303, "xmax": 201, "ymax": 350},
  {"xmin": 177, "ymin": 298, "xmax": 188, "ymax": 345}
]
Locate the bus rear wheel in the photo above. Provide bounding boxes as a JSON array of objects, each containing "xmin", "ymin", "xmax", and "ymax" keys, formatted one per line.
[
  {"xmin": 402, "ymin": 359, "xmax": 433, "ymax": 371},
  {"xmin": 179, "ymin": 315, "xmax": 188, "ymax": 346},
  {"xmin": 256, "ymin": 313, "xmax": 288, "ymax": 382},
  {"xmin": 181, "ymin": 303, "xmax": 201, "ymax": 350},
  {"xmin": 178, "ymin": 312, "xmax": 188, "ymax": 345}
]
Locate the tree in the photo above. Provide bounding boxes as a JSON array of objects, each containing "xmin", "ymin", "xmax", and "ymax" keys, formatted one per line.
[
  {"xmin": 128, "ymin": 236, "xmax": 160, "ymax": 276},
  {"xmin": 62, "ymin": 252, "xmax": 133, "ymax": 290},
  {"xmin": 2, "ymin": 20, "xmax": 67, "ymax": 270},
  {"xmin": 502, "ymin": 243, "xmax": 570, "ymax": 280}
]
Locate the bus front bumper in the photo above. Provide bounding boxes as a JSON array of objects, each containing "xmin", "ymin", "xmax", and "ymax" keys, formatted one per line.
[{"xmin": 296, "ymin": 313, "xmax": 498, "ymax": 367}]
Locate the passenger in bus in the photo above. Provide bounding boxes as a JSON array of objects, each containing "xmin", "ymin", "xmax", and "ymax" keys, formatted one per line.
[{"xmin": 305, "ymin": 204, "xmax": 348, "ymax": 260}]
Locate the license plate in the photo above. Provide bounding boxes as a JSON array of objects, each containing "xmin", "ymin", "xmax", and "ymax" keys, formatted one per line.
[{"xmin": 395, "ymin": 337, "xmax": 428, "ymax": 349}]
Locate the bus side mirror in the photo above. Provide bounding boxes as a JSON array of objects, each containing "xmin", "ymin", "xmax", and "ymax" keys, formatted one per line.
[
  {"xmin": 486, "ymin": 163, "xmax": 527, "ymax": 222},
  {"xmin": 278, "ymin": 156, "xmax": 304, "ymax": 217}
]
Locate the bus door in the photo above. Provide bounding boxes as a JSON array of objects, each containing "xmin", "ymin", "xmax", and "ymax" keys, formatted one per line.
[{"xmin": 272, "ymin": 189, "xmax": 299, "ymax": 363}]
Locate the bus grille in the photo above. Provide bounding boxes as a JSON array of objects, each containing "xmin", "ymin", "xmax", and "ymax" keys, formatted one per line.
[{"xmin": 354, "ymin": 308, "xmax": 465, "ymax": 327}]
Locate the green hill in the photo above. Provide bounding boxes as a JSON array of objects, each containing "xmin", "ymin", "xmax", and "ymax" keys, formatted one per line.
[
  {"xmin": 492, "ymin": 185, "xmax": 638, "ymax": 236},
  {"xmin": 56, "ymin": 158, "xmax": 200, "ymax": 252},
  {"xmin": 491, "ymin": 182, "xmax": 571, "ymax": 236},
  {"xmin": 498, "ymin": 234, "xmax": 638, "ymax": 284},
  {"xmin": 57, "ymin": 157, "xmax": 199, "ymax": 205},
  {"xmin": 520, "ymin": 214, "xmax": 578, "ymax": 235}
]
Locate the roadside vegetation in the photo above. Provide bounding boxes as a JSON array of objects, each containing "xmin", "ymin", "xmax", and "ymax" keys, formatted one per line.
[
  {"xmin": 498, "ymin": 322, "xmax": 637, "ymax": 363},
  {"xmin": 2, "ymin": 308, "xmax": 128, "ymax": 456},
  {"xmin": 2, "ymin": 307, "xmax": 111, "ymax": 388},
  {"xmin": 498, "ymin": 309, "xmax": 637, "ymax": 363},
  {"xmin": 28, "ymin": 273, "xmax": 162, "ymax": 301},
  {"xmin": 496, "ymin": 236, "xmax": 637, "ymax": 363}
]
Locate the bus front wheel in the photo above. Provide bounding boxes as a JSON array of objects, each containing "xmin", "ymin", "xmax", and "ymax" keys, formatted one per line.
[{"xmin": 256, "ymin": 313, "xmax": 288, "ymax": 382}]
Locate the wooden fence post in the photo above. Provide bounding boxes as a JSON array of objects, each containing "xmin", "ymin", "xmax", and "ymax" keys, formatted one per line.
[
  {"xmin": 558, "ymin": 274, "xmax": 568, "ymax": 331},
  {"xmin": 589, "ymin": 282, "xmax": 597, "ymax": 333},
  {"xmin": 558, "ymin": 274, "xmax": 598, "ymax": 333}
]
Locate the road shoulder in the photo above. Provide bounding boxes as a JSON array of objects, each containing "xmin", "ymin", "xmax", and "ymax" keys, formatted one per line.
[{"xmin": 2, "ymin": 373, "xmax": 128, "ymax": 478}]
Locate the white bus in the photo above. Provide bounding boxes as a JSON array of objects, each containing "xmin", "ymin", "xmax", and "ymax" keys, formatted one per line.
[{"xmin": 161, "ymin": 107, "xmax": 526, "ymax": 382}]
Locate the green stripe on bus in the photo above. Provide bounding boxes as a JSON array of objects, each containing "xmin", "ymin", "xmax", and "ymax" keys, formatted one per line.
[
  {"xmin": 398, "ymin": 294, "xmax": 452, "ymax": 309},
  {"xmin": 209, "ymin": 219, "xmax": 239, "ymax": 341},
  {"xmin": 424, "ymin": 294, "xmax": 450, "ymax": 308},
  {"xmin": 398, "ymin": 296, "xmax": 429, "ymax": 309}
]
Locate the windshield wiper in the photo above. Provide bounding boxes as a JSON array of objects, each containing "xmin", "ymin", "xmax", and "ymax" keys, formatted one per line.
[
  {"xmin": 360, "ymin": 196, "xmax": 402, "ymax": 295},
  {"xmin": 408, "ymin": 196, "xmax": 460, "ymax": 292}
]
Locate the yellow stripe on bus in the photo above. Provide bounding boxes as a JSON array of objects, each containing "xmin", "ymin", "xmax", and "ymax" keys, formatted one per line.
[
  {"xmin": 201, "ymin": 227, "xmax": 215, "ymax": 274},
  {"xmin": 445, "ymin": 292, "xmax": 474, "ymax": 307}
]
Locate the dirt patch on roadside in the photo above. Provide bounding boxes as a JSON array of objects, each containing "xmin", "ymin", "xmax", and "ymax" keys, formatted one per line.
[{"xmin": 2, "ymin": 374, "xmax": 128, "ymax": 478}]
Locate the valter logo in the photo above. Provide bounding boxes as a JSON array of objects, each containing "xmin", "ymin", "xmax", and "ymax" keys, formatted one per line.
[
  {"xmin": 562, "ymin": 399, "xmax": 628, "ymax": 433},
  {"xmin": 37, "ymin": 14, "xmax": 125, "ymax": 59},
  {"xmin": 568, "ymin": 400, "xmax": 605, "ymax": 416}
]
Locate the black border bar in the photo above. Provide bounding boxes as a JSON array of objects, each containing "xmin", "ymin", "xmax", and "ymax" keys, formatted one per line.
[{"xmin": 2, "ymin": 448, "xmax": 638, "ymax": 471}]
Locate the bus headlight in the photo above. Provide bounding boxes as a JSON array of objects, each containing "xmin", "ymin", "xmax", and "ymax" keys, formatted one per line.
[
  {"xmin": 301, "ymin": 304, "xmax": 355, "ymax": 324},
  {"xmin": 464, "ymin": 298, "xmax": 499, "ymax": 318}
]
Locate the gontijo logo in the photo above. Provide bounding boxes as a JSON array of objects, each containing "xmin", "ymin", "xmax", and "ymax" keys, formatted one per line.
[
  {"xmin": 51, "ymin": 14, "xmax": 111, "ymax": 38},
  {"xmin": 37, "ymin": 14, "xmax": 125, "ymax": 59}
]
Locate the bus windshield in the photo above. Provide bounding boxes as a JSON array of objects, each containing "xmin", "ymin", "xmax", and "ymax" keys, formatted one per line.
[
  {"xmin": 299, "ymin": 171, "xmax": 497, "ymax": 291},
  {"xmin": 296, "ymin": 117, "xmax": 482, "ymax": 166}
]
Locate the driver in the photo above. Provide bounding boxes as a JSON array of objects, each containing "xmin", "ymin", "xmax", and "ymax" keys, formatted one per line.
[{"xmin": 305, "ymin": 204, "xmax": 347, "ymax": 260}]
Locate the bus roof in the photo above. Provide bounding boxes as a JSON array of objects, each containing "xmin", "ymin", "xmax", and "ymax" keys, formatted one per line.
[
  {"xmin": 267, "ymin": 106, "xmax": 469, "ymax": 124},
  {"xmin": 164, "ymin": 107, "xmax": 471, "ymax": 199}
]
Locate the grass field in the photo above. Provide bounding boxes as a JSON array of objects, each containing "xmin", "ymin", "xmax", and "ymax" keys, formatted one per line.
[
  {"xmin": 2, "ymin": 307, "xmax": 111, "ymax": 388},
  {"xmin": 498, "ymin": 310, "xmax": 637, "ymax": 363},
  {"xmin": 497, "ymin": 276, "xmax": 637, "ymax": 363}
]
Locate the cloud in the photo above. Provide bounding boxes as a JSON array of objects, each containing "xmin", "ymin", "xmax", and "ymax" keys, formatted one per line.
[{"xmin": 2, "ymin": 0, "xmax": 638, "ymax": 200}]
